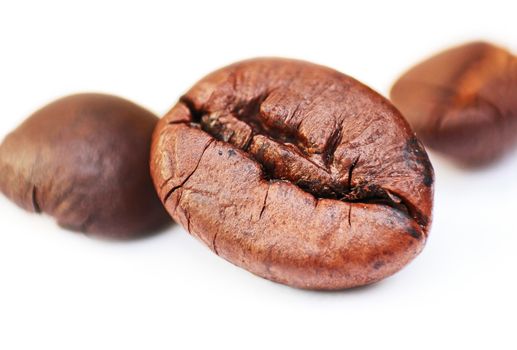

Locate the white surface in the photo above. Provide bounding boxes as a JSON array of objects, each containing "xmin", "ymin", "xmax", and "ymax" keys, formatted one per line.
[{"xmin": 0, "ymin": 1, "xmax": 516, "ymax": 349}]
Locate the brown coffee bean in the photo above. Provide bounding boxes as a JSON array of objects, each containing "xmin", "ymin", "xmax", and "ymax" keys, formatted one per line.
[
  {"xmin": 390, "ymin": 41, "xmax": 517, "ymax": 166},
  {"xmin": 151, "ymin": 58, "xmax": 434, "ymax": 290},
  {"xmin": 0, "ymin": 93, "xmax": 170, "ymax": 239}
]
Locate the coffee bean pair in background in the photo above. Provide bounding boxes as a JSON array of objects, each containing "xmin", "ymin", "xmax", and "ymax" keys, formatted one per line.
[{"xmin": 0, "ymin": 41, "xmax": 515, "ymax": 290}]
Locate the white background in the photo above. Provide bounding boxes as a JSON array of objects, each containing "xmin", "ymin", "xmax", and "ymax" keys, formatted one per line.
[{"xmin": 1, "ymin": 1, "xmax": 516, "ymax": 349}]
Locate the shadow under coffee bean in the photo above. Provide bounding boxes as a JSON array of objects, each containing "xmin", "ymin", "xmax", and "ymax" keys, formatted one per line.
[
  {"xmin": 151, "ymin": 58, "xmax": 435, "ymax": 290},
  {"xmin": 0, "ymin": 93, "xmax": 171, "ymax": 239}
]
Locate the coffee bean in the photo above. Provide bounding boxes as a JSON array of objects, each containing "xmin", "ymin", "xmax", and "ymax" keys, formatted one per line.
[
  {"xmin": 0, "ymin": 93, "xmax": 170, "ymax": 239},
  {"xmin": 390, "ymin": 41, "xmax": 517, "ymax": 166},
  {"xmin": 151, "ymin": 58, "xmax": 434, "ymax": 290}
]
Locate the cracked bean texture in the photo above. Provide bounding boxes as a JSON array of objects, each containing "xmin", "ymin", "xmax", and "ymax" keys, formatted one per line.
[
  {"xmin": 0, "ymin": 93, "xmax": 170, "ymax": 238},
  {"xmin": 151, "ymin": 58, "xmax": 435, "ymax": 290}
]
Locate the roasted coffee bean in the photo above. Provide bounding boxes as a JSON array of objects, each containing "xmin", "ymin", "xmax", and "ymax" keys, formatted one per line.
[
  {"xmin": 390, "ymin": 41, "xmax": 517, "ymax": 166},
  {"xmin": 0, "ymin": 93, "xmax": 170, "ymax": 238},
  {"xmin": 151, "ymin": 58, "xmax": 434, "ymax": 290}
]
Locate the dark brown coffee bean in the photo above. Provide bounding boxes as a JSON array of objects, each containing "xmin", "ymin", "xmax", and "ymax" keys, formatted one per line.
[
  {"xmin": 390, "ymin": 41, "xmax": 517, "ymax": 166},
  {"xmin": 0, "ymin": 93, "xmax": 170, "ymax": 239},
  {"xmin": 151, "ymin": 58, "xmax": 434, "ymax": 290}
]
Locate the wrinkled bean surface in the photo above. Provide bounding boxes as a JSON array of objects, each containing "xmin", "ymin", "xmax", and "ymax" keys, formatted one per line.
[{"xmin": 152, "ymin": 58, "xmax": 434, "ymax": 289}]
